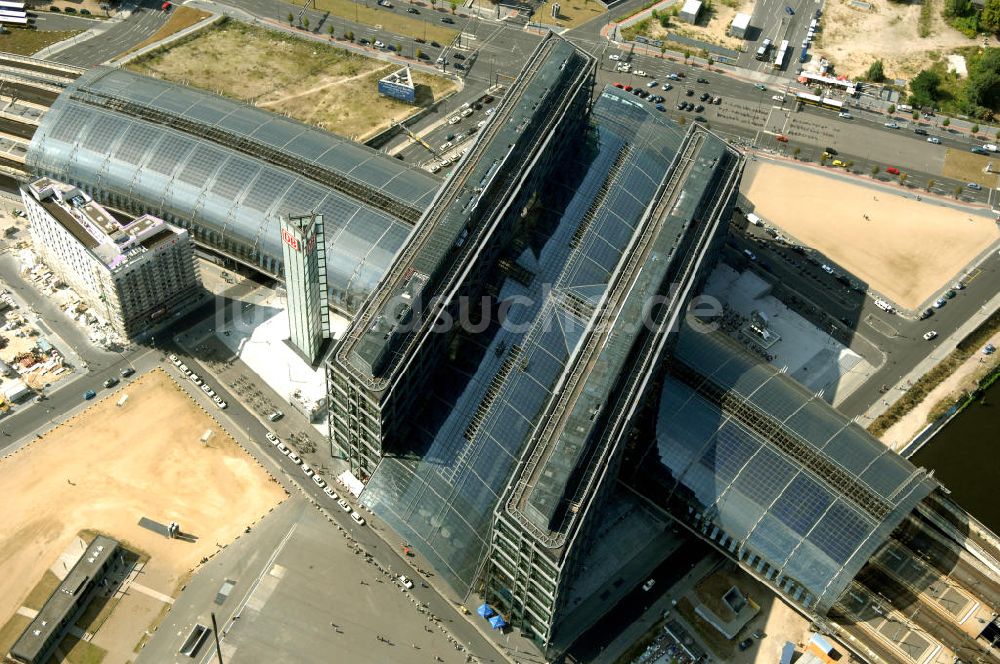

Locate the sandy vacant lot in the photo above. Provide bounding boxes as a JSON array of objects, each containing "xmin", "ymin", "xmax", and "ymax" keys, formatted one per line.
[
  {"xmin": 817, "ymin": 0, "xmax": 1000, "ymax": 79},
  {"xmin": 744, "ymin": 162, "xmax": 999, "ymax": 309},
  {"xmin": 0, "ymin": 369, "xmax": 285, "ymax": 624},
  {"xmin": 129, "ymin": 21, "xmax": 458, "ymax": 141}
]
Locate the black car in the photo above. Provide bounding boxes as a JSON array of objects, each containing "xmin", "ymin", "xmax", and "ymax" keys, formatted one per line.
[
  {"xmin": 104, "ymin": 377, "xmax": 119, "ymax": 388},
  {"xmin": 697, "ymin": 77, "xmax": 709, "ymax": 83},
  {"xmin": 695, "ymin": 104, "xmax": 704, "ymax": 112},
  {"xmin": 454, "ymin": 62, "xmax": 465, "ymax": 70},
  {"xmin": 415, "ymin": 37, "xmax": 426, "ymax": 43},
  {"xmin": 700, "ymin": 92, "xmax": 710, "ymax": 101},
  {"xmin": 686, "ymin": 89, "xmax": 694, "ymax": 96},
  {"xmin": 453, "ymin": 53, "xmax": 465, "ymax": 59},
  {"xmin": 120, "ymin": 367, "xmax": 135, "ymax": 378},
  {"xmin": 676, "ymin": 102, "xmax": 685, "ymax": 110},
  {"xmin": 971, "ymin": 146, "xmax": 989, "ymax": 154},
  {"xmin": 431, "ymin": 40, "xmax": 441, "ymax": 47},
  {"xmin": 738, "ymin": 638, "xmax": 754, "ymax": 651},
  {"xmin": 824, "ymin": 146, "xmax": 838, "ymax": 155},
  {"xmin": 919, "ymin": 308, "xmax": 934, "ymax": 320},
  {"xmin": 406, "ymin": 6, "xmax": 419, "ymax": 12},
  {"xmin": 913, "ymin": 128, "xmax": 928, "ymax": 135},
  {"xmin": 694, "ymin": 115, "xmax": 707, "ymax": 122},
  {"xmin": 441, "ymin": 16, "xmax": 455, "ymax": 23}
]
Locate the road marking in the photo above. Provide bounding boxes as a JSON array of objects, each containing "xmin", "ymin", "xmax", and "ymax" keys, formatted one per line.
[
  {"xmin": 963, "ymin": 267, "xmax": 982, "ymax": 283},
  {"xmin": 129, "ymin": 582, "xmax": 175, "ymax": 604}
]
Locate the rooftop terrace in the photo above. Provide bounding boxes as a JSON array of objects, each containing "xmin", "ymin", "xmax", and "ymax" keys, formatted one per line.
[{"xmin": 26, "ymin": 177, "xmax": 181, "ymax": 271}]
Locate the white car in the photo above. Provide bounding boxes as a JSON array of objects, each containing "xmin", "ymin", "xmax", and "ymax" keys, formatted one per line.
[
  {"xmin": 169, "ymin": 354, "xmax": 180, "ymax": 364},
  {"xmin": 838, "ymin": 111, "xmax": 853, "ymax": 119},
  {"xmin": 821, "ymin": 263, "xmax": 834, "ymax": 274},
  {"xmin": 771, "ymin": 95, "xmax": 785, "ymax": 102},
  {"xmin": 313, "ymin": 475, "xmax": 327, "ymax": 488},
  {"xmin": 373, "ymin": 39, "xmax": 385, "ymax": 49},
  {"xmin": 324, "ymin": 486, "xmax": 339, "ymax": 499},
  {"xmin": 351, "ymin": 511, "xmax": 366, "ymax": 526},
  {"xmin": 635, "ymin": 69, "xmax": 647, "ymax": 77},
  {"xmin": 661, "ymin": 83, "xmax": 672, "ymax": 91},
  {"xmin": 647, "ymin": 80, "xmax": 658, "ymax": 88},
  {"xmin": 191, "ymin": 375, "xmax": 203, "ymax": 386},
  {"xmin": 923, "ymin": 330, "xmax": 938, "ymax": 341},
  {"xmin": 215, "ymin": 400, "xmax": 228, "ymax": 409},
  {"xmin": 447, "ymin": 116, "xmax": 461, "ymax": 125},
  {"xmin": 179, "ymin": 363, "xmax": 190, "ymax": 373},
  {"xmin": 642, "ymin": 578, "xmax": 656, "ymax": 591},
  {"xmin": 277, "ymin": 443, "xmax": 290, "ymax": 455},
  {"xmin": 609, "ymin": 54, "xmax": 620, "ymax": 61},
  {"xmin": 337, "ymin": 498, "xmax": 352, "ymax": 512},
  {"xmin": 302, "ymin": 463, "xmax": 314, "ymax": 478},
  {"xmin": 266, "ymin": 432, "xmax": 279, "ymax": 444},
  {"xmin": 927, "ymin": 136, "xmax": 941, "ymax": 144},
  {"xmin": 440, "ymin": 141, "xmax": 453, "ymax": 152},
  {"xmin": 884, "ymin": 122, "xmax": 900, "ymax": 129},
  {"xmin": 398, "ymin": 575, "xmax": 414, "ymax": 589},
  {"xmin": 287, "ymin": 451, "xmax": 302, "ymax": 464},
  {"xmin": 460, "ymin": 108, "xmax": 473, "ymax": 118}
]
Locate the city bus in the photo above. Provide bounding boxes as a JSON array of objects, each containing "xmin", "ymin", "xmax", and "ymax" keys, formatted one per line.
[
  {"xmin": 773, "ymin": 40, "xmax": 789, "ymax": 70},
  {"xmin": 796, "ymin": 92, "xmax": 844, "ymax": 111}
]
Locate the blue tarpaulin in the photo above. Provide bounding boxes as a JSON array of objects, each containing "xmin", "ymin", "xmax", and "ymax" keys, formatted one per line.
[
  {"xmin": 477, "ymin": 604, "xmax": 495, "ymax": 618},
  {"xmin": 489, "ymin": 615, "xmax": 507, "ymax": 630}
]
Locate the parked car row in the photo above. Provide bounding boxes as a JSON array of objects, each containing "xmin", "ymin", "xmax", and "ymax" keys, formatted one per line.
[
  {"xmin": 169, "ymin": 354, "xmax": 227, "ymax": 409},
  {"xmin": 267, "ymin": 431, "xmax": 367, "ymax": 525}
]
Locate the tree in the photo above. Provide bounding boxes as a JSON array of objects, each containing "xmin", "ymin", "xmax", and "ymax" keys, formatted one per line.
[
  {"xmin": 820, "ymin": 153, "xmax": 830, "ymax": 165},
  {"xmin": 943, "ymin": 117, "xmax": 951, "ymax": 127},
  {"xmin": 888, "ymin": 103, "xmax": 896, "ymax": 114},
  {"xmin": 345, "ymin": 30, "xmax": 354, "ymax": 41},
  {"xmin": 707, "ymin": 56, "xmax": 714, "ymax": 68},
  {"xmin": 793, "ymin": 146, "xmax": 801, "ymax": 159},
  {"xmin": 327, "ymin": 24, "xmax": 335, "ymax": 37},
  {"xmin": 450, "ymin": 0, "xmax": 457, "ymax": 11},
  {"xmin": 302, "ymin": 16, "xmax": 309, "ymax": 29},
  {"xmin": 845, "ymin": 159, "xmax": 854, "ymax": 170},
  {"xmin": 944, "ymin": 0, "xmax": 972, "ymax": 18},
  {"xmin": 287, "ymin": 11, "xmax": 294, "ymax": 23},
  {"xmin": 909, "ymin": 69, "xmax": 941, "ymax": 108},
  {"xmin": 954, "ymin": 184, "xmax": 964, "ymax": 197},
  {"xmin": 899, "ymin": 172, "xmax": 908, "ymax": 185},
  {"xmin": 926, "ymin": 178, "xmax": 936, "ymax": 191},
  {"xmin": 415, "ymin": 48, "xmax": 423, "ymax": 59},
  {"xmin": 395, "ymin": 42, "xmax": 403, "ymax": 54},
  {"xmin": 871, "ymin": 165, "xmax": 880, "ymax": 177},
  {"xmin": 912, "ymin": 110, "xmax": 920, "ymax": 120},
  {"xmin": 983, "ymin": 0, "xmax": 1000, "ymax": 32},
  {"xmin": 683, "ymin": 50, "xmax": 691, "ymax": 62},
  {"xmin": 971, "ymin": 123, "xmax": 980, "ymax": 134},
  {"xmin": 867, "ymin": 59, "xmax": 885, "ymax": 82}
]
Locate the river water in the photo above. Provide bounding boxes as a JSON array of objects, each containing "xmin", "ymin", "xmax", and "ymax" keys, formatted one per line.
[{"xmin": 912, "ymin": 378, "xmax": 1000, "ymax": 535}]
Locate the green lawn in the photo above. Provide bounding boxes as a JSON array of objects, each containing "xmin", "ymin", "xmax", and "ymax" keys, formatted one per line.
[
  {"xmin": 0, "ymin": 29, "xmax": 82, "ymax": 56},
  {"xmin": 0, "ymin": 614, "xmax": 31, "ymax": 657},
  {"xmin": 22, "ymin": 570, "xmax": 61, "ymax": 612},
  {"xmin": 57, "ymin": 635, "xmax": 107, "ymax": 664}
]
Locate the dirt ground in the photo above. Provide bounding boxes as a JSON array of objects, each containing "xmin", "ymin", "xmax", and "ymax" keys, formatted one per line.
[
  {"xmin": 0, "ymin": 368, "xmax": 286, "ymax": 631},
  {"xmin": 817, "ymin": 0, "xmax": 1000, "ymax": 79},
  {"xmin": 538, "ymin": 0, "xmax": 606, "ymax": 28},
  {"xmin": 942, "ymin": 149, "xmax": 1000, "ymax": 188},
  {"xmin": 628, "ymin": 0, "xmax": 751, "ymax": 51},
  {"xmin": 128, "ymin": 20, "xmax": 457, "ymax": 141},
  {"xmin": 881, "ymin": 328, "xmax": 1000, "ymax": 451},
  {"xmin": 743, "ymin": 161, "xmax": 1000, "ymax": 309}
]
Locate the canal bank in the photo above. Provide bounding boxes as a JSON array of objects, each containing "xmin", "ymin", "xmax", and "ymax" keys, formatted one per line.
[{"xmin": 912, "ymin": 376, "xmax": 1000, "ymax": 536}]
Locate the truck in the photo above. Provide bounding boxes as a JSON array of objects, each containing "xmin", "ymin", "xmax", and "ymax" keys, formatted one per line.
[
  {"xmin": 982, "ymin": 144, "xmax": 998, "ymax": 152},
  {"xmin": 755, "ymin": 38, "xmax": 772, "ymax": 61}
]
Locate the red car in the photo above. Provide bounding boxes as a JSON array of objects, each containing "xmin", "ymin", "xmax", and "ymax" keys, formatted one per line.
[
  {"xmin": 614, "ymin": 82, "xmax": 624, "ymax": 89},
  {"xmin": 162, "ymin": 1, "xmax": 171, "ymax": 10},
  {"xmin": 886, "ymin": 166, "xmax": 900, "ymax": 175},
  {"xmin": 624, "ymin": 85, "xmax": 633, "ymax": 92},
  {"xmin": 775, "ymin": 134, "xmax": 789, "ymax": 142}
]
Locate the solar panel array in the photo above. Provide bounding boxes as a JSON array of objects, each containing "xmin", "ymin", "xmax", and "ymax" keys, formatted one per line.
[
  {"xmin": 25, "ymin": 67, "xmax": 440, "ymax": 313},
  {"xmin": 360, "ymin": 91, "xmax": 687, "ymax": 593},
  {"xmin": 655, "ymin": 327, "xmax": 937, "ymax": 610}
]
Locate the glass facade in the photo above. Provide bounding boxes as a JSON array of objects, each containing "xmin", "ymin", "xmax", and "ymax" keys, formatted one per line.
[
  {"xmin": 653, "ymin": 327, "xmax": 938, "ymax": 611},
  {"xmin": 280, "ymin": 214, "xmax": 328, "ymax": 364},
  {"xmin": 25, "ymin": 67, "xmax": 440, "ymax": 314},
  {"xmin": 360, "ymin": 89, "xmax": 690, "ymax": 596}
]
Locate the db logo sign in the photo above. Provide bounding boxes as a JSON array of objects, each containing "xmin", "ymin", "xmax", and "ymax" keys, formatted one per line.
[{"xmin": 281, "ymin": 227, "xmax": 300, "ymax": 251}]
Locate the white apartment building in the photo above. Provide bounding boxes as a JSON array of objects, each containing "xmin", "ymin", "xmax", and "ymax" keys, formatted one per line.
[{"xmin": 21, "ymin": 177, "xmax": 202, "ymax": 339}]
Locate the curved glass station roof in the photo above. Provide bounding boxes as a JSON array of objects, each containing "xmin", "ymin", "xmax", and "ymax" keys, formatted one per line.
[
  {"xmin": 25, "ymin": 67, "xmax": 440, "ymax": 313},
  {"xmin": 361, "ymin": 90, "xmax": 689, "ymax": 593},
  {"xmin": 655, "ymin": 327, "xmax": 937, "ymax": 611}
]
